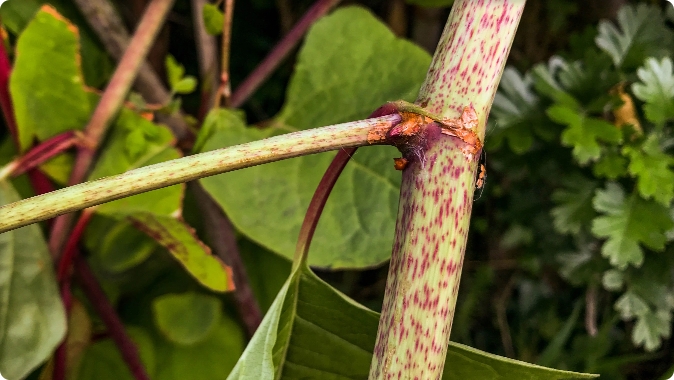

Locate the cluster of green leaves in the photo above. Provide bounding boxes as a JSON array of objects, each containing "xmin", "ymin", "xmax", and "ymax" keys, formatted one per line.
[
  {"xmin": 486, "ymin": 3, "xmax": 674, "ymax": 372},
  {"xmin": 0, "ymin": 1, "xmax": 597, "ymax": 379}
]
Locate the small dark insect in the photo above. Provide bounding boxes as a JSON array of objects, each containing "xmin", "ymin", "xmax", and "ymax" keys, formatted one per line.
[{"xmin": 393, "ymin": 157, "xmax": 408, "ymax": 171}]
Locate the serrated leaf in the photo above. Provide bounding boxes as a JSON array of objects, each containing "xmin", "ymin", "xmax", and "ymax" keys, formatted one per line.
[
  {"xmin": 89, "ymin": 109, "xmax": 183, "ymax": 216},
  {"xmin": 128, "ymin": 213, "xmax": 234, "ymax": 292},
  {"xmin": 152, "ymin": 292, "xmax": 222, "ymax": 345},
  {"xmin": 633, "ymin": 309, "xmax": 671, "ymax": 351},
  {"xmin": 623, "ymin": 134, "xmax": 674, "ymax": 205},
  {"xmin": 632, "ymin": 57, "xmax": 674, "ymax": 125},
  {"xmin": 592, "ymin": 148, "xmax": 627, "ymax": 179},
  {"xmin": 489, "ymin": 67, "xmax": 543, "ymax": 154},
  {"xmin": 547, "ymin": 105, "xmax": 621, "ymax": 164},
  {"xmin": 202, "ymin": 3, "xmax": 224, "ymax": 35},
  {"xmin": 615, "ymin": 291, "xmax": 649, "ymax": 319},
  {"xmin": 551, "ymin": 175, "xmax": 596, "ymax": 234},
  {"xmin": 0, "ymin": 180, "xmax": 66, "ymax": 380},
  {"xmin": 9, "ymin": 5, "xmax": 93, "ymax": 151},
  {"xmin": 595, "ymin": 4, "xmax": 673, "ymax": 70},
  {"xmin": 201, "ymin": 6, "xmax": 430, "ymax": 268},
  {"xmin": 591, "ymin": 183, "xmax": 674, "ymax": 269},
  {"xmin": 228, "ymin": 264, "xmax": 596, "ymax": 380}
]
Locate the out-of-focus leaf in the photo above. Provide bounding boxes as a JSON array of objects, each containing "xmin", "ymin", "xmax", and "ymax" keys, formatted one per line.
[
  {"xmin": 405, "ymin": 0, "xmax": 454, "ymax": 6},
  {"xmin": 615, "ymin": 291, "xmax": 649, "ymax": 319},
  {"xmin": 0, "ymin": 180, "xmax": 66, "ymax": 380},
  {"xmin": 591, "ymin": 183, "xmax": 674, "ymax": 269},
  {"xmin": 9, "ymin": 5, "xmax": 93, "ymax": 151},
  {"xmin": 595, "ymin": 4, "xmax": 673, "ymax": 70},
  {"xmin": 623, "ymin": 134, "xmax": 674, "ymax": 206},
  {"xmin": 154, "ymin": 313, "xmax": 245, "ymax": 380},
  {"xmin": 632, "ymin": 309, "xmax": 671, "ymax": 352},
  {"xmin": 129, "ymin": 213, "xmax": 234, "ymax": 292},
  {"xmin": 74, "ymin": 327, "xmax": 155, "ymax": 380},
  {"xmin": 551, "ymin": 175, "xmax": 597, "ymax": 234},
  {"xmin": 631, "ymin": 57, "xmax": 674, "ymax": 126},
  {"xmin": 547, "ymin": 105, "xmax": 621, "ymax": 164},
  {"xmin": 152, "ymin": 292, "xmax": 222, "ymax": 345},
  {"xmin": 227, "ymin": 265, "xmax": 596, "ymax": 379},
  {"xmin": 202, "ymin": 3, "xmax": 224, "ymax": 35},
  {"xmin": 489, "ymin": 67, "xmax": 544, "ymax": 154},
  {"xmin": 84, "ymin": 216, "xmax": 158, "ymax": 273},
  {"xmin": 201, "ymin": 6, "xmax": 430, "ymax": 268},
  {"xmin": 602, "ymin": 269, "xmax": 624, "ymax": 291},
  {"xmin": 592, "ymin": 148, "xmax": 627, "ymax": 179},
  {"xmin": 89, "ymin": 109, "xmax": 183, "ymax": 217}
]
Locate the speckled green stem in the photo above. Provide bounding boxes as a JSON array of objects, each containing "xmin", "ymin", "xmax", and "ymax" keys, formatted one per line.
[
  {"xmin": 0, "ymin": 115, "xmax": 399, "ymax": 233},
  {"xmin": 369, "ymin": 1, "xmax": 525, "ymax": 379}
]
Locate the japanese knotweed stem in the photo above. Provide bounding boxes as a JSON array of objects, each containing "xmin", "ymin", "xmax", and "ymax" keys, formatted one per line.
[{"xmin": 369, "ymin": 0, "xmax": 525, "ymax": 378}]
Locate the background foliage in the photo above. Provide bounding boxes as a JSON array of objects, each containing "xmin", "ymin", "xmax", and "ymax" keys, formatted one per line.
[{"xmin": 0, "ymin": 0, "xmax": 673, "ymax": 379}]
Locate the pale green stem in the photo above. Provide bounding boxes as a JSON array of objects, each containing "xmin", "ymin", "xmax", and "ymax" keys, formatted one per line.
[
  {"xmin": 369, "ymin": 1, "xmax": 525, "ymax": 379},
  {"xmin": 0, "ymin": 115, "xmax": 399, "ymax": 233}
]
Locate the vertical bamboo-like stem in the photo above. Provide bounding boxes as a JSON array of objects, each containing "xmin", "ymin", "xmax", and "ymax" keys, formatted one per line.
[{"xmin": 369, "ymin": 1, "xmax": 525, "ymax": 379}]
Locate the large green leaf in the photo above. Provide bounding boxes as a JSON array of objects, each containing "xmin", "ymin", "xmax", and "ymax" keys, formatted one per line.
[
  {"xmin": 1, "ymin": 0, "xmax": 114, "ymax": 87},
  {"xmin": 0, "ymin": 180, "xmax": 66, "ymax": 380},
  {"xmin": 228, "ymin": 264, "xmax": 596, "ymax": 380},
  {"xmin": 201, "ymin": 7, "xmax": 430, "ymax": 268},
  {"xmin": 9, "ymin": 5, "xmax": 93, "ymax": 151}
]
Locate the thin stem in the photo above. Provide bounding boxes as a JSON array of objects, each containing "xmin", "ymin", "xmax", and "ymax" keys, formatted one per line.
[
  {"xmin": 192, "ymin": 0, "xmax": 219, "ymax": 115},
  {"xmin": 294, "ymin": 148, "xmax": 355, "ymax": 267},
  {"xmin": 190, "ymin": 182, "xmax": 262, "ymax": 336},
  {"xmin": 50, "ymin": 0, "xmax": 176, "ymax": 256},
  {"xmin": 57, "ymin": 211, "xmax": 94, "ymax": 283},
  {"xmin": 3, "ymin": 132, "xmax": 79, "ymax": 178},
  {"xmin": 0, "ymin": 114, "xmax": 400, "ymax": 234},
  {"xmin": 230, "ymin": 0, "xmax": 342, "ymax": 108},
  {"xmin": 72, "ymin": 0, "xmax": 191, "ymax": 140},
  {"xmin": 74, "ymin": 256, "xmax": 150, "ymax": 380},
  {"xmin": 53, "ymin": 282, "xmax": 73, "ymax": 380},
  {"xmin": 217, "ymin": 0, "xmax": 235, "ymax": 107}
]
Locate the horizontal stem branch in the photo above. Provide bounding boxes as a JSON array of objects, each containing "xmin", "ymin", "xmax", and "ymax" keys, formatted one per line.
[{"xmin": 0, "ymin": 114, "xmax": 400, "ymax": 233}]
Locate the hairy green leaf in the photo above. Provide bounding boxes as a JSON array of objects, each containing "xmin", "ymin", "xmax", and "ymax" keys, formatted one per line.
[
  {"xmin": 201, "ymin": 7, "xmax": 430, "ymax": 268},
  {"xmin": 0, "ymin": 180, "xmax": 66, "ymax": 380},
  {"xmin": 632, "ymin": 309, "xmax": 671, "ymax": 352},
  {"xmin": 547, "ymin": 105, "xmax": 621, "ymax": 164},
  {"xmin": 152, "ymin": 292, "xmax": 222, "ymax": 345},
  {"xmin": 595, "ymin": 4, "xmax": 673, "ymax": 70},
  {"xmin": 615, "ymin": 291, "xmax": 649, "ymax": 319},
  {"xmin": 9, "ymin": 6, "xmax": 93, "ymax": 151},
  {"xmin": 591, "ymin": 183, "xmax": 673, "ymax": 269},
  {"xmin": 632, "ymin": 57, "xmax": 674, "ymax": 126},
  {"xmin": 228, "ymin": 265, "xmax": 596, "ymax": 380},
  {"xmin": 623, "ymin": 134, "xmax": 674, "ymax": 206}
]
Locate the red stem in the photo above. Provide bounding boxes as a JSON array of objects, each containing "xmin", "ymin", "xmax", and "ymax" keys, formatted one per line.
[
  {"xmin": 10, "ymin": 132, "xmax": 78, "ymax": 177},
  {"xmin": 53, "ymin": 282, "xmax": 74, "ymax": 380},
  {"xmin": 0, "ymin": 38, "xmax": 18, "ymax": 147},
  {"xmin": 57, "ymin": 211, "xmax": 93, "ymax": 283},
  {"xmin": 230, "ymin": 0, "xmax": 342, "ymax": 108},
  {"xmin": 74, "ymin": 256, "xmax": 151, "ymax": 380}
]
